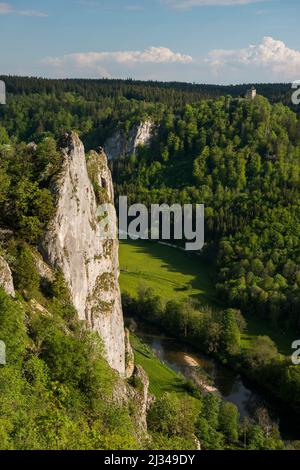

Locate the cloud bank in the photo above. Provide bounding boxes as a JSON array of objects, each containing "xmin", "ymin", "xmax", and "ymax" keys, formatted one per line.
[
  {"xmin": 42, "ymin": 37, "xmax": 300, "ymax": 83},
  {"xmin": 44, "ymin": 46, "xmax": 193, "ymax": 67},
  {"xmin": 207, "ymin": 36, "xmax": 300, "ymax": 79}
]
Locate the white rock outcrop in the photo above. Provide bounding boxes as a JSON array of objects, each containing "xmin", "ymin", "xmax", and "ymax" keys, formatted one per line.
[
  {"xmin": 125, "ymin": 328, "xmax": 135, "ymax": 379},
  {"xmin": 41, "ymin": 132, "xmax": 125, "ymax": 375},
  {"xmin": 113, "ymin": 364, "xmax": 152, "ymax": 438},
  {"xmin": 0, "ymin": 256, "xmax": 15, "ymax": 297},
  {"xmin": 32, "ymin": 249, "xmax": 54, "ymax": 283},
  {"xmin": 104, "ymin": 120, "xmax": 153, "ymax": 160}
]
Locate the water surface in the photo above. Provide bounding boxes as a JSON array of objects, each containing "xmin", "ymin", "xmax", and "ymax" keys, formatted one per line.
[{"xmin": 132, "ymin": 320, "xmax": 300, "ymax": 440}]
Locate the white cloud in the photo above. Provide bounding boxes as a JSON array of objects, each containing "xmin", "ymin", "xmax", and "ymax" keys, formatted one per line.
[
  {"xmin": 0, "ymin": 2, "xmax": 47, "ymax": 16},
  {"xmin": 40, "ymin": 37, "xmax": 300, "ymax": 84},
  {"xmin": 162, "ymin": 0, "xmax": 267, "ymax": 9},
  {"xmin": 42, "ymin": 47, "xmax": 193, "ymax": 80},
  {"xmin": 43, "ymin": 47, "xmax": 193, "ymax": 67},
  {"xmin": 207, "ymin": 36, "xmax": 300, "ymax": 79}
]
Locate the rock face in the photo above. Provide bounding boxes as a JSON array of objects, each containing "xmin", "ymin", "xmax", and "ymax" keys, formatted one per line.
[
  {"xmin": 114, "ymin": 364, "xmax": 152, "ymax": 438},
  {"xmin": 0, "ymin": 256, "xmax": 15, "ymax": 297},
  {"xmin": 32, "ymin": 249, "xmax": 54, "ymax": 283},
  {"xmin": 128, "ymin": 366, "xmax": 151, "ymax": 435},
  {"xmin": 125, "ymin": 329, "xmax": 135, "ymax": 379},
  {"xmin": 104, "ymin": 120, "xmax": 153, "ymax": 161},
  {"xmin": 41, "ymin": 132, "xmax": 125, "ymax": 375}
]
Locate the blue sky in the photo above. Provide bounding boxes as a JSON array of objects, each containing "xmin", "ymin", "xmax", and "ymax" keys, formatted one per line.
[{"xmin": 0, "ymin": 0, "xmax": 300, "ymax": 83}]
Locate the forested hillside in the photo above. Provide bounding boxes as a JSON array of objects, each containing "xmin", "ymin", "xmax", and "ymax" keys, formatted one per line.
[
  {"xmin": 0, "ymin": 131, "xmax": 249, "ymax": 451},
  {"xmin": 0, "ymin": 77, "xmax": 299, "ymax": 449},
  {"xmin": 0, "ymin": 76, "xmax": 295, "ymax": 107},
  {"xmin": 0, "ymin": 77, "xmax": 299, "ymax": 341},
  {"xmin": 115, "ymin": 96, "xmax": 300, "ymax": 331},
  {"xmin": 0, "ymin": 76, "xmax": 297, "ymax": 149},
  {"xmin": 112, "ymin": 91, "xmax": 300, "ymax": 418}
]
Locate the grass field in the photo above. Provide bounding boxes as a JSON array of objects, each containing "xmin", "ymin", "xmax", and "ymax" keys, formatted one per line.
[
  {"xmin": 130, "ymin": 334, "xmax": 188, "ymax": 398},
  {"xmin": 119, "ymin": 239, "xmax": 293, "ymax": 356},
  {"xmin": 119, "ymin": 239, "xmax": 217, "ymax": 306}
]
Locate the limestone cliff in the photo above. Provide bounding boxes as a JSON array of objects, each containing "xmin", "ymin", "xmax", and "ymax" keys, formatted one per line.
[
  {"xmin": 0, "ymin": 256, "xmax": 15, "ymax": 297},
  {"xmin": 114, "ymin": 364, "xmax": 152, "ymax": 439},
  {"xmin": 104, "ymin": 120, "xmax": 153, "ymax": 161},
  {"xmin": 41, "ymin": 132, "xmax": 125, "ymax": 375},
  {"xmin": 125, "ymin": 328, "xmax": 135, "ymax": 378}
]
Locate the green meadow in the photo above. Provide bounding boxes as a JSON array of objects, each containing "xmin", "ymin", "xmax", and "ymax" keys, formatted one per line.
[
  {"xmin": 119, "ymin": 239, "xmax": 217, "ymax": 306},
  {"xmin": 130, "ymin": 335, "xmax": 188, "ymax": 398}
]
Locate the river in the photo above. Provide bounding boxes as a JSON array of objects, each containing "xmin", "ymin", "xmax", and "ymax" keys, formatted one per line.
[{"xmin": 130, "ymin": 319, "xmax": 300, "ymax": 441}]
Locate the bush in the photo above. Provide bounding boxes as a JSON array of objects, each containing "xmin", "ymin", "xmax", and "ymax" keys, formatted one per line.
[{"xmin": 12, "ymin": 243, "xmax": 40, "ymax": 295}]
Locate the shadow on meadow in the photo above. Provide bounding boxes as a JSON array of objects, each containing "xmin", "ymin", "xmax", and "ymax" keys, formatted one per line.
[{"xmin": 120, "ymin": 238, "xmax": 221, "ymax": 308}]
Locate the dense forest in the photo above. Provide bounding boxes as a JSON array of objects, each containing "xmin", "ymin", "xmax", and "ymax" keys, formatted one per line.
[
  {"xmin": 0, "ymin": 76, "xmax": 299, "ymax": 449},
  {"xmin": 1, "ymin": 77, "xmax": 298, "ymax": 330},
  {"xmin": 113, "ymin": 93, "xmax": 300, "ymax": 413},
  {"xmin": 0, "ymin": 76, "xmax": 298, "ymax": 147},
  {"xmin": 0, "ymin": 76, "xmax": 296, "ymax": 108},
  {"xmin": 115, "ymin": 96, "xmax": 300, "ymax": 330}
]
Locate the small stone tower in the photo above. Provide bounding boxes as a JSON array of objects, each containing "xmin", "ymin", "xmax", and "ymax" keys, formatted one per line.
[{"xmin": 245, "ymin": 86, "xmax": 257, "ymax": 100}]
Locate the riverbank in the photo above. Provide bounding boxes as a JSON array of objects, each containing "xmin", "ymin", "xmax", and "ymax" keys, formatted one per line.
[
  {"xmin": 131, "ymin": 329, "xmax": 219, "ymax": 396},
  {"xmin": 130, "ymin": 334, "xmax": 189, "ymax": 398},
  {"xmin": 129, "ymin": 318, "xmax": 300, "ymax": 440},
  {"xmin": 120, "ymin": 240, "xmax": 299, "ymax": 402}
]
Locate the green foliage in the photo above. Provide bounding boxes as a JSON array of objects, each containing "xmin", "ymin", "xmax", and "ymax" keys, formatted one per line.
[
  {"xmin": 247, "ymin": 425, "xmax": 265, "ymax": 450},
  {"xmin": 130, "ymin": 334, "xmax": 188, "ymax": 398},
  {"xmin": 0, "ymin": 289, "xmax": 27, "ymax": 364},
  {"xmin": 243, "ymin": 336, "xmax": 278, "ymax": 369},
  {"xmin": 195, "ymin": 394, "xmax": 235, "ymax": 449},
  {"xmin": 115, "ymin": 96, "xmax": 300, "ymax": 330},
  {"xmin": 34, "ymin": 137, "xmax": 62, "ymax": 180},
  {"xmin": 221, "ymin": 309, "xmax": 241, "ymax": 356},
  {"xmin": 0, "ymin": 270, "xmax": 139, "ymax": 450},
  {"xmin": 11, "ymin": 243, "xmax": 40, "ymax": 295},
  {"xmin": 123, "ymin": 287, "xmax": 300, "ymax": 416},
  {"xmin": 119, "ymin": 239, "xmax": 215, "ymax": 305},
  {"xmin": 196, "ymin": 416, "xmax": 224, "ymax": 450},
  {"xmin": 124, "ymin": 288, "xmax": 243, "ymax": 361},
  {"xmin": 0, "ymin": 138, "xmax": 56, "ymax": 243},
  {"xmin": 0, "ymin": 163, "xmax": 10, "ymax": 205},
  {"xmin": 48, "ymin": 271, "xmax": 77, "ymax": 322},
  {"xmin": 0, "ymin": 76, "xmax": 298, "ymax": 450},
  {"xmin": 148, "ymin": 393, "xmax": 197, "ymax": 449},
  {"xmin": 219, "ymin": 402, "xmax": 239, "ymax": 443},
  {"xmin": 0, "ymin": 126, "xmax": 10, "ymax": 145}
]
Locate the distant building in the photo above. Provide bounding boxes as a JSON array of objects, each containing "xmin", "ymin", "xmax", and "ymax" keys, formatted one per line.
[
  {"xmin": 245, "ymin": 86, "xmax": 257, "ymax": 100},
  {"xmin": 0, "ymin": 80, "xmax": 6, "ymax": 105}
]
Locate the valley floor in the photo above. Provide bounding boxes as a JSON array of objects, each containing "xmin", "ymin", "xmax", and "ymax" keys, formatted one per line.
[{"xmin": 119, "ymin": 239, "xmax": 294, "ymax": 356}]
